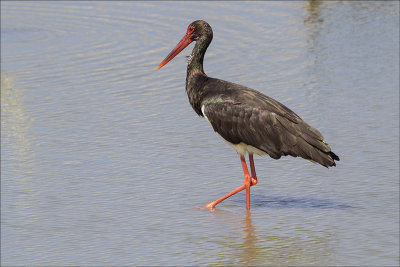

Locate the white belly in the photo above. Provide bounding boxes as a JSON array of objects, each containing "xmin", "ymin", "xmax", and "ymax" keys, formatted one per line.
[{"xmin": 219, "ymin": 135, "xmax": 267, "ymax": 156}]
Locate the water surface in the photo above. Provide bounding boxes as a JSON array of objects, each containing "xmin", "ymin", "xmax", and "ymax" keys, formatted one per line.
[{"xmin": 2, "ymin": 1, "xmax": 399, "ymax": 266}]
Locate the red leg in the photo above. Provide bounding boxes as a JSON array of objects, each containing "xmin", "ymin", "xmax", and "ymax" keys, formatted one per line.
[
  {"xmin": 241, "ymin": 155, "xmax": 251, "ymax": 210},
  {"xmin": 249, "ymin": 153, "xmax": 258, "ymax": 186},
  {"xmin": 205, "ymin": 155, "xmax": 254, "ymax": 210},
  {"xmin": 204, "ymin": 184, "xmax": 246, "ymax": 209}
]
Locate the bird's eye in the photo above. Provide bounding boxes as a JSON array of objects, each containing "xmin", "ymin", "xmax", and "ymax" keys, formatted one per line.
[{"xmin": 187, "ymin": 26, "xmax": 195, "ymax": 35}]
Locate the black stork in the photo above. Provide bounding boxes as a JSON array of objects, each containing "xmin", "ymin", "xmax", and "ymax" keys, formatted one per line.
[{"xmin": 157, "ymin": 20, "xmax": 339, "ymax": 210}]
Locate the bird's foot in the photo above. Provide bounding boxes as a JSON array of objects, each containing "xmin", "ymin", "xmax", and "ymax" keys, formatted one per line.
[
  {"xmin": 204, "ymin": 201, "xmax": 217, "ymax": 209},
  {"xmin": 203, "ymin": 177, "xmax": 258, "ymax": 210}
]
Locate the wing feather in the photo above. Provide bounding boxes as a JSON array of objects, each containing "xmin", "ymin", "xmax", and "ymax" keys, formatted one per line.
[
  {"xmin": 199, "ymin": 78, "xmax": 338, "ymax": 167},
  {"xmin": 202, "ymin": 100, "xmax": 337, "ymax": 167}
]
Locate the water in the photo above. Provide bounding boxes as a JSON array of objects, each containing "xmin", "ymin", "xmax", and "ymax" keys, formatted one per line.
[{"xmin": 1, "ymin": 1, "xmax": 399, "ymax": 266}]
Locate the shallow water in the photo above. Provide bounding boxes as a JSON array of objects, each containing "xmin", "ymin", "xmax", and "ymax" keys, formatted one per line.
[{"xmin": 1, "ymin": 1, "xmax": 399, "ymax": 266}]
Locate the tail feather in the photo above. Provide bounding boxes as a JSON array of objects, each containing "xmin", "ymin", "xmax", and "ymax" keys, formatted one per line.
[
  {"xmin": 273, "ymin": 117, "xmax": 339, "ymax": 168},
  {"xmin": 329, "ymin": 151, "xmax": 340, "ymax": 161}
]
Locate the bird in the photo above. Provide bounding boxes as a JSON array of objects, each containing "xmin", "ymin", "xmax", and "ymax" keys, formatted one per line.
[{"xmin": 157, "ymin": 20, "xmax": 339, "ymax": 210}]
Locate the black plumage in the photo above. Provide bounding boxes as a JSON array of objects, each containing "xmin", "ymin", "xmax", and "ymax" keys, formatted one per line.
[
  {"xmin": 158, "ymin": 20, "xmax": 339, "ymax": 209},
  {"xmin": 198, "ymin": 77, "xmax": 339, "ymax": 167}
]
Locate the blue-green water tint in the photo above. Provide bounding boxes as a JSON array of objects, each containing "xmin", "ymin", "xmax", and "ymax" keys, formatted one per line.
[{"xmin": 1, "ymin": 1, "xmax": 399, "ymax": 266}]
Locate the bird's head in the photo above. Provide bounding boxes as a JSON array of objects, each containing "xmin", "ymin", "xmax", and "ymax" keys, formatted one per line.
[{"xmin": 157, "ymin": 20, "xmax": 213, "ymax": 70}]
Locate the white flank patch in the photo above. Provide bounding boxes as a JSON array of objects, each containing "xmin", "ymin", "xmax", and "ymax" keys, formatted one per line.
[
  {"xmin": 201, "ymin": 105, "xmax": 210, "ymax": 123},
  {"xmin": 223, "ymin": 140, "xmax": 267, "ymax": 156}
]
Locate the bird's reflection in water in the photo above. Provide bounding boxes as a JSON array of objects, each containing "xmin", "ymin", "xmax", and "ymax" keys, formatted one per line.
[
  {"xmin": 241, "ymin": 211, "xmax": 257, "ymax": 265},
  {"xmin": 207, "ymin": 204, "xmax": 335, "ymax": 266},
  {"xmin": 304, "ymin": 0, "xmax": 323, "ymax": 25},
  {"xmin": 208, "ymin": 208, "xmax": 260, "ymax": 265}
]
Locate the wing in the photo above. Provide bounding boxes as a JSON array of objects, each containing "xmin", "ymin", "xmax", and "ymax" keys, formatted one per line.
[{"xmin": 201, "ymin": 84, "xmax": 338, "ymax": 167}]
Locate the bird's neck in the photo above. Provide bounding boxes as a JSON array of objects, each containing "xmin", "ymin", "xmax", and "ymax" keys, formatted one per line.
[
  {"xmin": 185, "ymin": 39, "xmax": 211, "ymax": 116},
  {"xmin": 186, "ymin": 37, "xmax": 209, "ymax": 76}
]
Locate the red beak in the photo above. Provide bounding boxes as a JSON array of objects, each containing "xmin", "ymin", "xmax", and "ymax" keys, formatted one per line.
[{"xmin": 157, "ymin": 34, "xmax": 193, "ymax": 70}]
